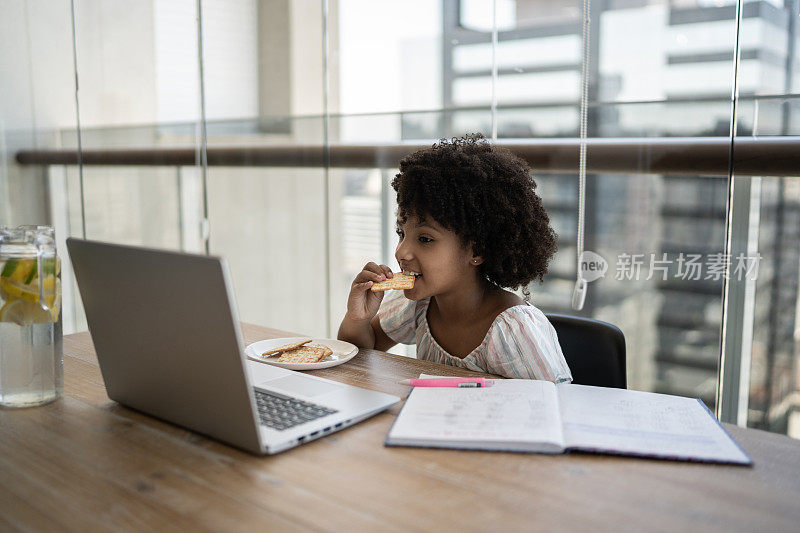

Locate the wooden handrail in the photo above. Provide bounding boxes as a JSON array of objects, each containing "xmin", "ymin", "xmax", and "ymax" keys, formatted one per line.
[{"xmin": 14, "ymin": 136, "xmax": 800, "ymax": 176}]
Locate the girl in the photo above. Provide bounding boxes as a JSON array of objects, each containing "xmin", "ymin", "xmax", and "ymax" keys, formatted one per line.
[{"xmin": 337, "ymin": 134, "xmax": 571, "ymax": 382}]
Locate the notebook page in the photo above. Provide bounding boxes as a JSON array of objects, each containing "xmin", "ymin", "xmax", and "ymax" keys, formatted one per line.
[
  {"xmin": 387, "ymin": 379, "xmax": 565, "ymax": 452},
  {"xmin": 557, "ymin": 384, "xmax": 751, "ymax": 464}
]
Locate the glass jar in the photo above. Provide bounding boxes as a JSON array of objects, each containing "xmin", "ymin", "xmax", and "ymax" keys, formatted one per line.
[{"xmin": 0, "ymin": 225, "xmax": 63, "ymax": 407}]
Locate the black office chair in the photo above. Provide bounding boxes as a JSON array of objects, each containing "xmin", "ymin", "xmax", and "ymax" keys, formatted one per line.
[{"xmin": 545, "ymin": 314, "xmax": 626, "ymax": 389}]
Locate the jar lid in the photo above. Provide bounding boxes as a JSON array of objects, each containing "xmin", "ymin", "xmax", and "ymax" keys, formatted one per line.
[{"xmin": 0, "ymin": 225, "xmax": 56, "ymax": 255}]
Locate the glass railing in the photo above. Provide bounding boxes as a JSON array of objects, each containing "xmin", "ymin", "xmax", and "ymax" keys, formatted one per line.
[
  {"xmin": 7, "ymin": 99, "xmax": 800, "ymax": 437},
  {"xmin": 3, "ymin": 0, "xmax": 799, "ymax": 439}
]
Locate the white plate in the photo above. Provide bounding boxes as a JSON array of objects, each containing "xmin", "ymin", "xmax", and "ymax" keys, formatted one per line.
[{"xmin": 245, "ymin": 337, "xmax": 359, "ymax": 371}]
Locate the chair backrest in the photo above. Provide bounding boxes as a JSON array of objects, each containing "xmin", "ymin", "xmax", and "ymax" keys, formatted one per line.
[{"xmin": 545, "ymin": 313, "xmax": 626, "ymax": 388}]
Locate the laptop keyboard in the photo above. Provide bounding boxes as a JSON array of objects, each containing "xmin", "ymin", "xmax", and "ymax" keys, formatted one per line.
[{"xmin": 254, "ymin": 389, "xmax": 338, "ymax": 431}]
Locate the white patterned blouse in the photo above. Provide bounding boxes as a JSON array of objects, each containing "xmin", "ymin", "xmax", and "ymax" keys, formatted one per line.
[{"xmin": 376, "ymin": 290, "xmax": 572, "ymax": 383}]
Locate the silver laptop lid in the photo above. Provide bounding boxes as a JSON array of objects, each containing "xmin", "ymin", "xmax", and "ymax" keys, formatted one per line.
[{"xmin": 67, "ymin": 238, "xmax": 263, "ymax": 454}]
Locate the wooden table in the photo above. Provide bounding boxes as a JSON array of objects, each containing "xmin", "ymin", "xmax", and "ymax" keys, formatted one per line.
[{"xmin": 2, "ymin": 324, "xmax": 799, "ymax": 532}]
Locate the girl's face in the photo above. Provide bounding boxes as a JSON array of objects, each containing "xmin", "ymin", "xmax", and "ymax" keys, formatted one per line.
[{"xmin": 394, "ymin": 213, "xmax": 479, "ymax": 300}]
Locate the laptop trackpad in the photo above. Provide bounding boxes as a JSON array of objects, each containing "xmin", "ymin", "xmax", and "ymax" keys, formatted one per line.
[{"xmin": 262, "ymin": 375, "xmax": 343, "ymax": 397}]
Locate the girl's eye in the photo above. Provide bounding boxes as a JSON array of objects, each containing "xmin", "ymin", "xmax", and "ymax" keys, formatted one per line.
[
  {"xmin": 418, "ymin": 236, "xmax": 433, "ymax": 244},
  {"xmin": 395, "ymin": 229, "xmax": 404, "ymax": 239}
]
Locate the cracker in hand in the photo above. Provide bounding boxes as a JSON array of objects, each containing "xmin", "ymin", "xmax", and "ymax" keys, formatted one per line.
[{"xmin": 370, "ymin": 272, "xmax": 415, "ymax": 292}]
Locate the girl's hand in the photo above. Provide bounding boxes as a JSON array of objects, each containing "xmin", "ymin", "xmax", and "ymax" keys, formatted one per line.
[{"xmin": 345, "ymin": 262, "xmax": 394, "ymax": 323}]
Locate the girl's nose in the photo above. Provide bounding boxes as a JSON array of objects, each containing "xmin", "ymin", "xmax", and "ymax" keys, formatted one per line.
[{"xmin": 395, "ymin": 238, "xmax": 412, "ymax": 263}]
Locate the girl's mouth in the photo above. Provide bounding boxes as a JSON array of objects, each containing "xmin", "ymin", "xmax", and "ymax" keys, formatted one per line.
[{"xmin": 402, "ymin": 270, "xmax": 422, "ymax": 279}]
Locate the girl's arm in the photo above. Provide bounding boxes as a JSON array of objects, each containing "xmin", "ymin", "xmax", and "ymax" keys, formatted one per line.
[
  {"xmin": 337, "ymin": 312, "xmax": 376, "ymax": 348},
  {"xmin": 370, "ymin": 315, "xmax": 397, "ymax": 352},
  {"xmin": 337, "ymin": 305, "xmax": 397, "ymax": 351},
  {"xmin": 337, "ymin": 262, "xmax": 395, "ymax": 349}
]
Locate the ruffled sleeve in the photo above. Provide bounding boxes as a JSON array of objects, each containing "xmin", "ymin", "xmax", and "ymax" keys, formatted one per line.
[
  {"xmin": 480, "ymin": 305, "xmax": 573, "ymax": 382},
  {"xmin": 376, "ymin": 290, "xmax": 419, "ymax": 345}
]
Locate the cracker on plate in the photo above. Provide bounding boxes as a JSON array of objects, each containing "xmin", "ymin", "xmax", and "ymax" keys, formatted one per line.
[
  {"xmin": 276, "ymin": 344, "xmax": 333, "ymax": 364},
  {"xmin": 370, "ymin": 272, "xmax": 415, "ymax": 292},
  {"xmin": 261, "ymin": 339, "xmax": 312, "ymax": 357}
]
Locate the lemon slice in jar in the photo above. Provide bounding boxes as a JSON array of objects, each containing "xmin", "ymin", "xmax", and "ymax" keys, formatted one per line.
[
  {"xmin": 1, "ymin": 259, "xmax": 37, "ymax": 283},
  {"xmin": 0, "ymin": 299, "xmax": 58, "ymax": 325},
  {"xmin": 0, "ymin": 275, "xmax": 58, "ymax": 307}
]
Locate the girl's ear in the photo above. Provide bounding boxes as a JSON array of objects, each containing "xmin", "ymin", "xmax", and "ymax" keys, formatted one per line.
[{"xmin": 468, "ymin": 243, "xmax": 484, "ymax": 266}]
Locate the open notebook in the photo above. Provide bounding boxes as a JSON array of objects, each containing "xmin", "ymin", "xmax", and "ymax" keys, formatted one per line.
[{"xmin": 386, "ymin": 376, "xmax": 751, "ymax": 465}]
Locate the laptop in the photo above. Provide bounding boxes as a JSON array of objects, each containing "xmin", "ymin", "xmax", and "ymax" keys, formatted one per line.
[{"xmin": 66, "ymin": 238, "xmax": 399, "ymax": 455}]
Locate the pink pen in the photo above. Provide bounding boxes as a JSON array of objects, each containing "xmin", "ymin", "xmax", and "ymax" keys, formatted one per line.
[{"xmin": 398, "ymin": 377, "xmax": 494, "ymax": 388}]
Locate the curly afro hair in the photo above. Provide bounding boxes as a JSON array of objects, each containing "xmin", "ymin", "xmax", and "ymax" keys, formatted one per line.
[{"xmin": 392, "ymin": 134, "xmax": 558, "ymax": 291}]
